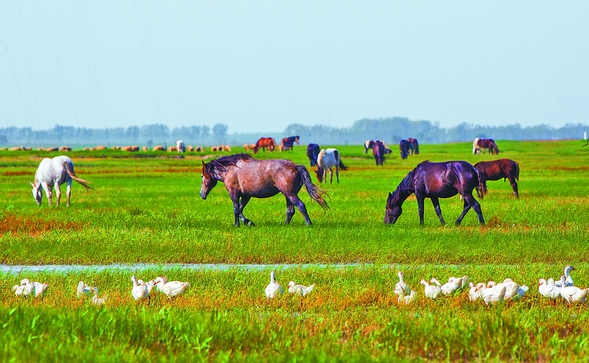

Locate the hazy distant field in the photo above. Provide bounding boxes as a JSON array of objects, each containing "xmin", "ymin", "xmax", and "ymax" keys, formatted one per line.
[{"xmin": 1, "ymin": 140, "xmax": 588, "ymax": 362}]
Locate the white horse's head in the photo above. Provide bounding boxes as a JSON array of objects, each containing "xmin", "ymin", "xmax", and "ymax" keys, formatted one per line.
[{"xmin": 30, "ymin": 182, "xmax": 43, "ymax": 205}]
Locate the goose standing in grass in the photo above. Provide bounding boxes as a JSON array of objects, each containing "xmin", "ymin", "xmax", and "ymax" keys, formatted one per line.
[
  {"xmin": 394, "ymin": 286, "xmax": 417, "ymax": 305},
  {"xmin": 395, "ymin": 271, "xmax": 411, "ymax": 295},
  {"xmin": 538, "ymin": 278, "xmax": 561, "ymax": 301},
  {"xmin": 287, "ymin": 281, "xmax": 315, "ymax": 296},
  {"xmin": 13, "ymin": 279, "xmax": 35, "ymax": 297},
  {"xmin": 501, "ymin": 278, "xmax": 528, "ymax": 299},
  {"xmin": 131, "ymin": 275, "xmax": 150, "ymax": 302},
  {"xmin": 265, "ymin": 271, "xmax": 284, "ymax": 299},
  {"xmin": 91, "ymin": 287, "xmax": 106, "ymax": 305},
  {"xmin": 77, "ymin": 281, "xmax": 95, "ymax": 298},
  {"xmin": 481, "ymin": 283, "xmax": 507, "ymax": 305},
  {"xmin": 420, "ymin": 279, "xmax": 441, "ymax": 299},
  {"xmin": 554, "ymin": 265, "xmax": 575, "ymax": 287},
  {"xmin": 468, "ymin": 282, "xmax": 486, "ymax": 301},
  {"xmin": 153, "ymin": 276, "xmax": 190, "ymax": 299},
  {"xmin": 439, "ymin": 276, "xmax": 467, "ymax": 296},
  {"xmin": 559, "ymin": 275, "xmax": 588, "ymax": 306},
  {"xmin": 33, "ymin": 282, "xmax": 48, "ymax": 298}
]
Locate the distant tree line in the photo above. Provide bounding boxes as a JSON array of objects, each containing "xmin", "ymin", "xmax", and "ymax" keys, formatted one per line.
[{"xmin": 0, "ymin": 117, "xmax": 586, "ymax": 147}]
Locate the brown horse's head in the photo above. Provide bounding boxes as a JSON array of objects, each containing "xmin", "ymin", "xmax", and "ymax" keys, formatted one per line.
[
  {"xmin": 200, "ymin": 161, "xmax": 218, "ymax": 199},
  {"xmin": 315, "ymin": 167, "xmax": 324, "ymax": 183},
  {"xmin": 384, "ymin": 191, "xmax": 402, "ymax": 224}
]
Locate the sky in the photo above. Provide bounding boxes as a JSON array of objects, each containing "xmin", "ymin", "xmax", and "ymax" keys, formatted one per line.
[{"xmin": 0, "ymin": 2, "xmax": 588, "ymax": 134}]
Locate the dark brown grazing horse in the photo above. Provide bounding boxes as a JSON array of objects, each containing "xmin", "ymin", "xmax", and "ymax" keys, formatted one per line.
[
  {"xmin": 384, "ymin": 160, "xmax": 487, "ymax": 225},
  {"xmin": 372, "ymin": 140, "xmax": 386, "ymax": 166},
  {"xmin": 399, "ymin": 140, "xmax": 410, "ymax": 159},
  {"xmin": 280, "ymin": 136, "xmax": 300, "ymax": 151},
  {"xmin": 200, "ymin": 154, "xmax": 329, "ymax": 226},
  {"xmin": 474, "ymin": 159, "xmax": 520, "ymax": 198},
  {"xmin": 473, "ymin": 138, "xmax": 499, "ymax": 155},
  {"xmin": 253, "ymin": 137, "xmax": 277, "ymax": 153},
  {"xmin": 307, "ymin": 143, "xmax": 320, "ymax": 167},
  {"xmin": 407, "ymin": 138, "xmax": 419, "ymax": 155}
]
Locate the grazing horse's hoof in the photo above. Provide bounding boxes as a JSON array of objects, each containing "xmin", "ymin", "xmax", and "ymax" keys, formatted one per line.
[{"xmin": 245, "ymin": 220, "xmax": 255, "ymax": 226}]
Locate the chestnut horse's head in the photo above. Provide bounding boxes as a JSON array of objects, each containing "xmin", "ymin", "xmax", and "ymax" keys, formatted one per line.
[{"xmin": 200, "ymin": 161, "xmax": 218, "ymax": 199}]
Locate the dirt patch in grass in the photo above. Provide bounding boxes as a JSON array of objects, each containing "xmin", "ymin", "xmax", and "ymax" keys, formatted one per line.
[
  {"xmin": 1, "ymin": 171, "xmax": 30, "ymax": 176},
  {"xmin": 0, "ymin": 213, "xmax": 87, "ymax": 236}
]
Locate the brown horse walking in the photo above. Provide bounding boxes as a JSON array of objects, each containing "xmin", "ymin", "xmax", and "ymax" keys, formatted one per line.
[
  {"xmin": 200, "ymin": 154, "xmax": 329, "ymax": 226},
  {"xmin": 253, "ymin": 137, "xmax": 277, "ymax": 153},
  {"xmin": 384, "ymin": 161, "xmax": 486, "ymax": 225},
  {"xmin": 407, "ymin": 138, "xmax": 419, "ymax": 155},
  {"xmin": 474, "ymin": 159, "xmax": 520, "ymax": 198},
  {"xmin": 280, "ymin": 136, "xmax": 300, "ymax": 151},
  {"xmin": 473, "ymin": 138, "xmax": 499, "ymax": 155},
  {"xmin": 372, "ymin": 140, "xmax": 386, "ymax": 166}
]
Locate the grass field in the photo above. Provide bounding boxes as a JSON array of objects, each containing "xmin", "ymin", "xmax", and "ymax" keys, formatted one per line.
[{"xmin": 1, "ymin": 140, "xmax": 589, "ymax": 362}]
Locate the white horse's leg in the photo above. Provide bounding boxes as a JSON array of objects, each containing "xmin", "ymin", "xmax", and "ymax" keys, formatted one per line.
[
  {"xmin": 42, "ymin": 182, "xmax": 53, "ymax": 206},
  {"xmin": 66, "ymin": 181, "xmax": 72, "ymax": 206},
  {"xmin": 55, "ymin": 183, "xmax": 62, "ymax": 206}
]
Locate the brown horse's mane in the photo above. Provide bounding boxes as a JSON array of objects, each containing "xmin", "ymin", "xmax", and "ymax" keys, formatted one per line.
[
  {"xmin": 208, "ymin": 153, "xmax": 254, "ymax": 174},
  {"xmin": 391, "ymin": 169, "xmax": 416, "ymax": 203}
]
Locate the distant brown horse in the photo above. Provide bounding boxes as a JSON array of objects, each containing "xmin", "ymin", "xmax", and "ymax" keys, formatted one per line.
[
  {"xmin": 280, "ymin": 136, "xmax": 300, "ymax": 152},
  {"xmin": 384, "ymin": 160, "xmax": 486, "ymax": 225},
  {"xmin": 372, "ymin": 140, "xmax": 386, "ymax": 166},
  {"xmin": 473, "ymin": 138, "xmax": 499, "ymax": 155},
  {"xmin": 407, "ymin": 138, "xmax": 419, "ymax": 155},
  {"xmin": 253, "ymin": 137, "xmax": 277, "ymax": 153},
  {"xmin": 474, "ymin": 159, "xmax": 520, "ymax": 198},
  {"xmin": 399, "ymin": 140, "xmax": 410, "ymax": 159},
  {"xmin": 200, "ymin": 154, "xmax": 329, "ymax": 226}
]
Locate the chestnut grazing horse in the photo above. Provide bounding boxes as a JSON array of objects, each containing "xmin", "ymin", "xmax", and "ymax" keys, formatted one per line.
[
  {"xmin": 372, "ymin": 140, "xmax": 386, "ymax": 166},
  {"xmin": 253, "ymin": 137, "xmax": 277, "ymax": 153},
  {"xmin": 200, "ymin": 154, "xmax": 329, "ymax": 226},
  {"xmin": 384, "ymin": 160, "xmax": 487, "ymax": 225},
  {"xmin": 407, "ymin": 138, "xmax": 419, "ymax": 155},
  {"xmin": 307, "ymin": 143, "xmax": 320, "ymax": 167},
  {"xmin": 474, "ymin": 159, "xmax": 520, "ymax": 198},
  {"xmin": 473, "ymin": 138, "xmax": 499, "ymax": 155},
  {"xmin": 399, "ymin": 140, "xmax": 410, "ymax": 159},
  {"xmin": 280, "ymin": 136, "xmax": 300, "ymax": 151}
]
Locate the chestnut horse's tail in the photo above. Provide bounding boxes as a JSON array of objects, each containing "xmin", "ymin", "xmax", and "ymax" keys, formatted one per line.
[
  {"xmin": 514, "ymin": 161, "xmax": 520, "ymax": 181},
  {"xmin": 64, "ymin": 162, "xmax": 93, "ymax": 191},
  {"xmin": 297, "ymin": 165, "xmax": 330, "ymax": 211},
  {"xmin": 475, "ymin": 169, "xmax": 487, "ymax": 198}
]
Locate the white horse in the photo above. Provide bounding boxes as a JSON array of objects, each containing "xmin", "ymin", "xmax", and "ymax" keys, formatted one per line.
[
  {"xmin": 176, "ymin": 140, "xmax": 186, "ymax": 153},
  {"xmin": 472, "ymin": 138, "xmax": 480, "ymax": 154},
  {"xmin": 316, "ymin": 148, "xmax": 343, "ymax": 183},
  {"xmin": 30, "ymin": 155, "xmax": 92, "ymax": 206}
]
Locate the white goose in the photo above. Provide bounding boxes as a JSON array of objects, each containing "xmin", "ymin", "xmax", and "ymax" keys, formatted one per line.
[
  {"xmin": 264, "ymin": 271, "xmax": 284, "ymax": 299},
  {"xmin": 481, "ymin": 283, "xmax": 507, "ymax": 305},
  {"xmin": 287, "ymin": 281, "xmax": 315, "ymax": 296},
  {"xmin": 13, "ymin": 279, "xmax": 31, "ymax": 297},
  {"xmin": 77, "ymin": 281, "xmax": 95, "ymax": 298},
  {"xmin": 559, "ymin": 275, "xmax": 588, "ymax": 305},
  {"xmin": 33, "ymin": 282, "xmax": 48, "ymax": 298},
  {"xmin": 440, "ymin": 276, "xmax": 465, "ymax": 296},
  {"xmin": 131, "ymin": 275, "xmax": 150, "ymax": 302},
  {"xmin": 468, "ymin": 282, "xmax": 486, "ymax": 301},
  {"xmin": 538, "ymin": 278, "xmax": 561, "ymax": 301},
  {"xmin": 420, "ymin": 279, "xmax": 441, "ymax": 299},
  {"xmin": 554, "ymin": 265, "xmax": 575, "ymax": 287},
  {"xmin": 394, "ymin": 286, "xmax": 417, "ymax": 305},
  {"xmin": 91, "ymin": 287, "xmax": 106, "ymax": 305},
  {"xmin": 395, "ymin": 271, "xmax": 411, "ymax": 295},
  {"xmin": 153, "ymin": 276, "xmax": 190, "ymax": 299}
]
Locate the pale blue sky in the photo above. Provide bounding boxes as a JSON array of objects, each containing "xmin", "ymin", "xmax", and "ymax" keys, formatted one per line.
[{"xmin": 1, "ymin": 1, "xmax": 587, "ymax": 134}]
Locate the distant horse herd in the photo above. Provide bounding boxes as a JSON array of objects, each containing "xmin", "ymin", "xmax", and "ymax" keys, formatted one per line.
[{"xmin": 24, "ymin": 135, "xmax": 521, "ymax": 227}]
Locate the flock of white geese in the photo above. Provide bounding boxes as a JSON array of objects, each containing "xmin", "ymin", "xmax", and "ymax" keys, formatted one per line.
[{"xmin": 10, "ymin": 266, "xmax": 587, "ymax": 306}]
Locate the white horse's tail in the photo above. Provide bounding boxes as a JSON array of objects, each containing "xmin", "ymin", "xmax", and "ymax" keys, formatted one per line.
[{"xmin": 64, "ymin": 162, "xmax": 93, "ymax": 191}]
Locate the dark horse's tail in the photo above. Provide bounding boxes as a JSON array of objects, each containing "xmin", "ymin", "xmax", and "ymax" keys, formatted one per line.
[
  {"xmin": 297, "ymin": 165, "xmax": 330, "ymax": 211},
  {"xmin": 475, "ymin": 169, "xmax": 488, "ymax": 198},
  {"xmin": 514, "ymin": 161, "xmax": 520, "ymax": 181}
]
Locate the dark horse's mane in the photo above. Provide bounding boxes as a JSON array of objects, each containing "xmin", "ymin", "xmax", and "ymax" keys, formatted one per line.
[
  {"xmin": 391, "ymin": 168, "xmax": 416, "ymax": 203},
  {"xmin": 207, "ymin": 153, "xmax": 254, "ymax": 174}
]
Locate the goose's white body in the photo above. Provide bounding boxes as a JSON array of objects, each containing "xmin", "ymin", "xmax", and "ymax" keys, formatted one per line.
[
  {"xmin": 395, "ymin": 271, "xmax": 410, "ymax": 295},
  {"xmin": 481, "ymin": 284, "xmax": 506, "ymax": 304},
  {"xmin": 394, "ymin": 288, "xmax": 416, "ymax": 305},
  {"xmin": 560, "ymin": 286, "xmax": 588, "ymax": 305},
  {"xmin": 420, "ymin": 279, "xmax": 441, "ymax": 299},
  {"xmin": 439, "ymin": 276, "xmax": 467, "ymax": 296},
  {"xmin": 468, "ymin": 282, "xmax": 486, "ymax": 301},
  {"xmin": 538, "ymin": 278, "xmax": 561, "ymax": 300},
  {"xmin": 554, "ymin": 265, "xmax": 575, "ymax": 287},
  {"xmin": 500, "ymin": 278, "xmax": 528, "ymax": 300},
  {"xmin": 265, "ymin": 271, "xmax": 284, "ymax": 299},
  {"xmin": 131, "ymin": 275, "xmax": 150, "ymax": 302},
  {"xmin": 91, "ymin": 287, "xmax": 106, "ymax": 305},
  {"xmin": 77, "ymin": 281, "xmax": 95, "ymax": 298},
  {"xmin": 287, "ymin": 281, "xmax": 315, "ymax": 296},
  {"xmin": 154, "ymin": 277, "xmax": 190, "ymax": 299},
  {"xmin": 13, "ymin": 279, "xmax": 35, "ymax": 297},
  {"xmin": 33, "ymin": 282, "xmax": 48, "ymax": 298}
]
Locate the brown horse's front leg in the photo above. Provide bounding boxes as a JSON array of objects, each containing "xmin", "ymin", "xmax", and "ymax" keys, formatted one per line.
[
  {"xmin": 430, "ymin": 197, "xmax": 446, "ymax": 225},
  {"xmin": 416, "ymin": 194, "xmax": 426, "ymax": 225},
  {"xmin": 239, "ymin": 196, "xmax": 254, "ymax": 226}
]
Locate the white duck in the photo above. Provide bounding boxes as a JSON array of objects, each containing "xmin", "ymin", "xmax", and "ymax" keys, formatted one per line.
[
  {"xmin": 153, "ymin": 276, "xmax": 190, "ymax": 299},
  {"xmin": 91, "ymin": 287, "xmax": 106, "ymax": 305},
  {"xmin": 395, "ymin": 271, "xmax": 411, "ymax": 295},
  {"xmin": 287, "ymin": 281, "xmax": 315, "ymax": 296},
  {"xmin": 33, "ymin": 282, "xmax": 48, "ymax": 298},
  {"xmin": 554, "ymin": 265, "xmax": 575, "ymax": 287},
  {"xmin": 131, "ymin": 275, "xmax": 150, "ymax": 302},
  {"xmin": 468, "ymin": 282, "xmax": 486, "ymax": 301},
  {"xmin": 481, "ymin": 283, "xmax": 506, "ymax": 305},
  {"xmin": 420, "ymin": 279, "xmax": 441, "ymax": 299},
  {"xmin": 77, "ymin": 281, "xmax": 95, "ymax": 298},
  {"xmin": 559, "ymin": 275, "xmax": 588, "ymax": 305},
  {"xmin": 538, "ymin": 278, "xmax": 561, "ymax": 301},
  {"xmin": 264, "ymin": 271, "xmax": 284, "ymax": 299}
]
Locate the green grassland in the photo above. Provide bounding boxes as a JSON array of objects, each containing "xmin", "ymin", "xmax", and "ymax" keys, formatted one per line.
[{"xmin": 1, "ymin": 140, "xmax": 589, "ymax": 362}]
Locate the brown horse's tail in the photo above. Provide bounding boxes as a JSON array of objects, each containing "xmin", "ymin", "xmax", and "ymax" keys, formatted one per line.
[
  {"xmin": 475, "ymin": 169, "xmax": 487, "ymax": 198},
  {"xmin": 297, "ymin": 165, "xmax": 330, "ymax": 211},
  {"xmin": 64, "ymin": 162, "xmax": 93, "ymax": 191},
  {"xmin": 514, "ymin": 161, "xmax": 520, "ymax": 181}
]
